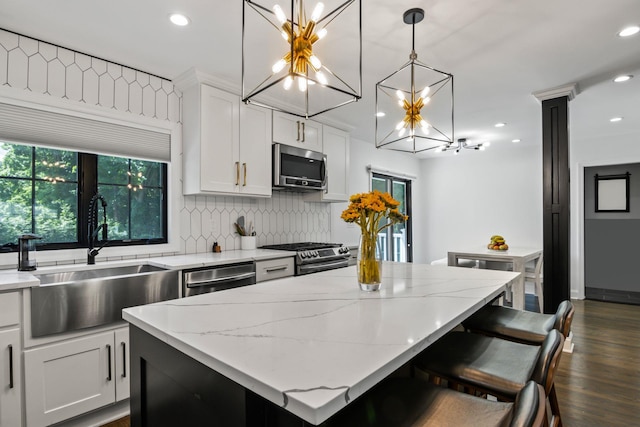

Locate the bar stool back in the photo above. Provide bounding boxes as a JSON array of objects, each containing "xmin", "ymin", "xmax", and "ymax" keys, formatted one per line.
[
  {"xmin": 321, "ymin": 379, "xmax": 546, "ymax": 427},
  {"xmin": 462, "ymin": 300, "xmax": 575, "ymax": 345},
  {"xmin": 413, "ymin": 330, "xmax": 564, "ymax": 426}
]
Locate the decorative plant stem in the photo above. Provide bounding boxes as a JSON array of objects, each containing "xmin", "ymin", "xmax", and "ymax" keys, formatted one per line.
[{"xmin": 358, "ymin": 232, "xmax": 381, "ymax": 284}]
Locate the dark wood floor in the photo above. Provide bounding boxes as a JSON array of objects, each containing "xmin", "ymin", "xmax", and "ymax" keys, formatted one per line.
[
  {"xmin": 554, "ymin": 299, "xmax": 640, "ymax": 426},
  {"xmin": 102, "ymin": 299, "xmax": 640, "ymax": 427}
]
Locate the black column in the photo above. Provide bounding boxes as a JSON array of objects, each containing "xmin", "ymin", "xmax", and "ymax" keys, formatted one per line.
[{"xmin": 542, "ymin": 96, "xmax": 570, "ymax": 313}]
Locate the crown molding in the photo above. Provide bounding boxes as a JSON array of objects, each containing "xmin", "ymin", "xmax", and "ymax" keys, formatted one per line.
[{"xmin": 532, "ymin": 83, "xmax": 579, "ymax": 102}]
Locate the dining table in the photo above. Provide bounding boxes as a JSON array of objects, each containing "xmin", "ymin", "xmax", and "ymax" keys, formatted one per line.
[
  {"xmin": 123, "ymin": 261, "xmax": 519, "ymax": 426},
  {"xmin": 447, "ymin": 246, "xmax": 543, "ymax": 310}
]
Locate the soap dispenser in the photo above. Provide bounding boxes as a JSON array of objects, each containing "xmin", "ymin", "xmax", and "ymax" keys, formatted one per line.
[{"xmin": 18, "ymin": 234, "xmax": 42, "ymax": 271}]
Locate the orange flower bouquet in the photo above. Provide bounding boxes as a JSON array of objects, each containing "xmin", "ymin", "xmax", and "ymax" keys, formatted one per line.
[{"xmin": 341, "ymin": 190, "xmax": 408, "ymax": 290}]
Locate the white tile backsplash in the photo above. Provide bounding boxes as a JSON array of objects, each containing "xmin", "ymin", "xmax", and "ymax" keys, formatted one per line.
[{"xmin": 180, "ymin": 192, "xmax": 331, "ymax": 253}]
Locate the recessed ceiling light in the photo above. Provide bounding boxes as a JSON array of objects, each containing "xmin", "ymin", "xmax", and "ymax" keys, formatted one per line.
[
  {"xmin": 610, "ymin": 117, "xmax": 623, "ymax": 122},
  {"xmin": 512, "ymin": 139, "xmax": 521, "ymax": 143},
  {"xmin": 613, "ymin": 75, "xmax": 633, "ymax": 83},
  {"xmin": 170, "ymin": 13, "xmax": 190, "ymax": 26},
  {"xmin": 376, "ymin": 112, "xmax": 386, "ymax": 117},
  {"xmin": 618, "ymin": 26, "xmax": 639, "ymax": 37},
  {"xmin": 494, "ymin": 122, "xmax": 506, "ymax": 128}
]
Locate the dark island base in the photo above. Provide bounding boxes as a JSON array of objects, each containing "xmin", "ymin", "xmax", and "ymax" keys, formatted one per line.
[{"xmin": 129, "ymin": 325, "xmax": 310, "ymax": 427}]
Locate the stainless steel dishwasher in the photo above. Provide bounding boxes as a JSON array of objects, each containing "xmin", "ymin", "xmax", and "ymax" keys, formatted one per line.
[{"xmin": 182, "ymin": 261, "xmax": 256, "ymax": 297}]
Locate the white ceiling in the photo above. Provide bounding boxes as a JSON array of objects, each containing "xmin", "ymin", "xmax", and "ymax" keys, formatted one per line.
[{"xmin": 2, "ymin": 0, "xmax": 639, "ymax": 157}]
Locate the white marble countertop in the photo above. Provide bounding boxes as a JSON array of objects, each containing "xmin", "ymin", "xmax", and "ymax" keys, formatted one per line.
[
  {"xmin": 123, "ymin": 262, "xmax": 519, "ymax": 425},
  {"xmin": 147, "ymin": 249, "xmax": 293, "ymax": 270},
  {"xmin": 0, "ymin": 249, "xmax": 293, "ymax": 291},
  {"xmin": 0, "ymin": 271, "xmax": 40, "ymax": 292}
]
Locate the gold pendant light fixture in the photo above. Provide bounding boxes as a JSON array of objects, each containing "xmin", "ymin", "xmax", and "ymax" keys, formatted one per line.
[
  {"xmin": 242, "ymin": 0, "xmax": 361, "ymax": 119},
  {"xmin": 376, "ymin": 8, "xmax": 454, "ymax": 153}
]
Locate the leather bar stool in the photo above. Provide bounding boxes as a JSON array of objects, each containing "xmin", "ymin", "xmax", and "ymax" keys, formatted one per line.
[
  {"xmin": 462, "ymin": 300, "xmax": 575, "ymax": 345},
  {"xmin": 413, "ymin": 329, "xmax": 564, "ymax": 427},
  {"xmin": 321, "ymin": 379, "xmax": 546, "ymax": 427}
]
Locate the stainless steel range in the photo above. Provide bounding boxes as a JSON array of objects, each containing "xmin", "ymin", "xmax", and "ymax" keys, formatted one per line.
[{"xmin": 260, "ymin": 242, "xmax": 350, "ymax": 275}]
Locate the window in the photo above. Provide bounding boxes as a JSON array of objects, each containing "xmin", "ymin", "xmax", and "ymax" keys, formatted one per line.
[
  {"xmin": 372, "ymin": 173, "xmax": 412, "ymax": 262},
  {"xmin": 0, "ymin": 141, "xmax": 167, "ymax": 251}
]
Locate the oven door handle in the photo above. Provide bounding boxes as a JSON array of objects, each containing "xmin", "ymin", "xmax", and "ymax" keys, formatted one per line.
[
  {"xmin": 298, "ymin": 259, "xmax": 349, "ymax": 274},
  {"xmin": 186, "ymin": 272, "xmax": 256, "ymax": 287}
]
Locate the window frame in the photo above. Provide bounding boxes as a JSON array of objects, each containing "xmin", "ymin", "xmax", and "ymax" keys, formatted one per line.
[
  {"xmin": 0, "ymin": 143, "xmax": 168, "ymax": 252},
  {"xmin": 371, "ymin": 172, "xmax": 413, "ymax": 262}
]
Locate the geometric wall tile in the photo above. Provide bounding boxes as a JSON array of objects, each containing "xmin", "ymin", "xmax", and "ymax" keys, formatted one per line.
[{"xmin": 7, "ymin": 48, "xmax": 28, "ymax": 88}]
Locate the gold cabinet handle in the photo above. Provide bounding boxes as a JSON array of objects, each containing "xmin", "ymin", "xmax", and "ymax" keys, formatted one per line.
[
  {"xmin": 235, "ymin": 162, "xmax": 240, "ymax": 185},
  {"xmin": 301, "ymin": 122, "xmax": 305, "ymax": 142},
  {"xmin": 243, "ymin": 163, "xmax": 247, "ymax": 186}
]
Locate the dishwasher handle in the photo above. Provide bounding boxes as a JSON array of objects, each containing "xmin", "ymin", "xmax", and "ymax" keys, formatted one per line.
[{"xmin": 185, "ymin": 272, "xmax": 256, "ymax": 288}]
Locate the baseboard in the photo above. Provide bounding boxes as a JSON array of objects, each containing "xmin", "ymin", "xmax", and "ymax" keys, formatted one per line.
[
  {"xmin": 55, "ymin": 400, "xmax": 129, "ymax": 427},
  {"xmin": 585, "ymin": 287, "xmax": 640, "ymax": 305}
]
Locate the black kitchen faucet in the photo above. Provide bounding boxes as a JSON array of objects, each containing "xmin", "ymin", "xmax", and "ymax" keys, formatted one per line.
[{"xmin": 87, "ymin": 193, "xmax": 108, "ymax": 264}]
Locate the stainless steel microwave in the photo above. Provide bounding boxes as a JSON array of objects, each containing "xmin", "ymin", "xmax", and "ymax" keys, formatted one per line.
[{"xmin": 273, "ymin": 143, "xmax": 327, "ymax": 191}]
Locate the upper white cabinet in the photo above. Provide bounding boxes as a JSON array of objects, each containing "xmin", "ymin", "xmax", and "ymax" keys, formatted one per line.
[
  {"xmin": 182, "ymin": 83, "xmax": 271, "ymax": 197},
  {"xmin": 272, "ymin": 111, "xmax": 322, "ymax": 151},
  {"xmin": 239, "ymin": 104, "xmax": 272, "ymax": 197},
  {"xmin": 305, "ymin": 125, "xmax": 350, "ymax": 202}
]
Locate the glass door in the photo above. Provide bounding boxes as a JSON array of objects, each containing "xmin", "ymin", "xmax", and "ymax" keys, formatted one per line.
[{"xmin": 372, "ymin": 173, "xmax": 412, "ymax": 262}]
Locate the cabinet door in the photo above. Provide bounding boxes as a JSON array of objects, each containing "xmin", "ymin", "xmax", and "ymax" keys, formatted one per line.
[
  {"xmin": 240, "ymin": 104, "xmax": 272, "ymax": 197},
  {"xmin": 0, "ymin": 329, "xmax": 21, "ymax": 427},
  {"xmin": 322, "ymin": 126, "xmax": 350, "ymax": 201},
  {"xmin": 24, "ymin": 332, "xmax": 116, "ymax": 427},
  {"xmin": 305, "ymin": 125, "xmax": 350, "ymax": 202},
  {"xmin": 200, "ymin": 85, "xmax": 240, "ymax": 193},
  {"xmin": 115, "ymin": 327, "xmax": 130, "ymax": 402},
  {"xmin": 272, "ymin": 112, "xmax": 322, "ymax": 151}
]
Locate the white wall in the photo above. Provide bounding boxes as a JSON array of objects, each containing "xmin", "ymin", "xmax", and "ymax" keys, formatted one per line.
[
  {"xmin": 418, "ymin": 144, "xmax": 543, "ymax": 264},
  {"xmin": 330, "ymin": 138, "xmax": 425, "ymax": 261}
]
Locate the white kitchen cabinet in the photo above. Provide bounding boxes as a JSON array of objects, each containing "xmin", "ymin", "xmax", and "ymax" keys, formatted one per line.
[
  {"xmin": 0, "ymin": 329, "xmax": 21, "ymax": 427},
  {"xmin": 182, "ymin": 84, "xmax": 271, "ymax": 197},
  {"xmin": 272, "ymin": 111, "xmax": 322, "ymax": 151},
  {"xmin": 239, "ymin": 103, "xmax": 272, "ymax": 197},
  {"xmin": 255, "ymin": 257, "xmax": 295, "ymax": 282},
  {"xmin": 305, "ymin": 125, "xmax": 350, "ymax": 202},
  {"xmin": 24, "ymin": 327, "xmax": 129, "ymax": 427},
  {"xmin": 114, "ymin": 327, "xmax": 130, "ymax": 402}
]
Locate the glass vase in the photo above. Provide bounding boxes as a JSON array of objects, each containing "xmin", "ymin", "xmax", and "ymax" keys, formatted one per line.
[{"xmin": 357, "ymin": 233, "xmax": 382, "ymax": 291}]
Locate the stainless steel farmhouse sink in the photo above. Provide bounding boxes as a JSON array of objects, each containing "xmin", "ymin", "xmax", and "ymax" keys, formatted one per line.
[{"xmin": 31, "ymin": 264, "xmax": 178, "ymax": 337}]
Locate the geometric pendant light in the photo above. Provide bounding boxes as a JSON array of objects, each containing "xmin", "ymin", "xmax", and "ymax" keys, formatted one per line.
[
  {"xmin": 242, "ymin": 0, "xmax": 362, "ymax": 119},
  {"xmin": 375, "ymin": 8, "xmax": 454, "ymax": 153}
]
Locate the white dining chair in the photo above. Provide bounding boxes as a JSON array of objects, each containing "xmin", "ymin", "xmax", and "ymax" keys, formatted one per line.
[{"xmin": 524, "ymin": 254, "xmax": 543, "ymax": 312}]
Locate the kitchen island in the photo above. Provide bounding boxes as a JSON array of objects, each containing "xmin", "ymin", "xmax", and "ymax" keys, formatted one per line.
[{"xmin": 123, "ymin": 262, "xmax": 519, "ymax": 426}]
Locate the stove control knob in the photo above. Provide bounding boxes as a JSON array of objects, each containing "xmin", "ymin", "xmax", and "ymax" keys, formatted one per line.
[
  {"xmin": 314, "ymin": 250, "xmax": 320, "ymax": 257},
  {"xmin": 300, "ymin": 252, "xmax": 307, "ymax": 259}
]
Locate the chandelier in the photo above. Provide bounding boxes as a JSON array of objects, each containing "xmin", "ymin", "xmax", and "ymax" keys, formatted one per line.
[
  {"xmin": 437, "ymin": 138, "xmax": 489, "ymax": 154},
  {"xmin": 376, "ymin": 8, "xmax": 454, "ymax": 153},
  {"xmin": 242, "ymin": 0, "xmax": 361, "ymax": 118}
]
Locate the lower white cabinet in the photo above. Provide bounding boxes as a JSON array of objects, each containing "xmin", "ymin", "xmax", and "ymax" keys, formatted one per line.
[
  {"xmin": 255, "ymin": 257, "xmax": 295, "ymax": 282},
  {"xmin": 24, "ymin": 327, "xmax": 129, "ymax": 427},
  {"xmin": 0, "ymin": 329, "xmax": 21, "ymax": 427},
  {"xmin": 114, "ymin": 327, "xmax": 130, "ymax": 402}
]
